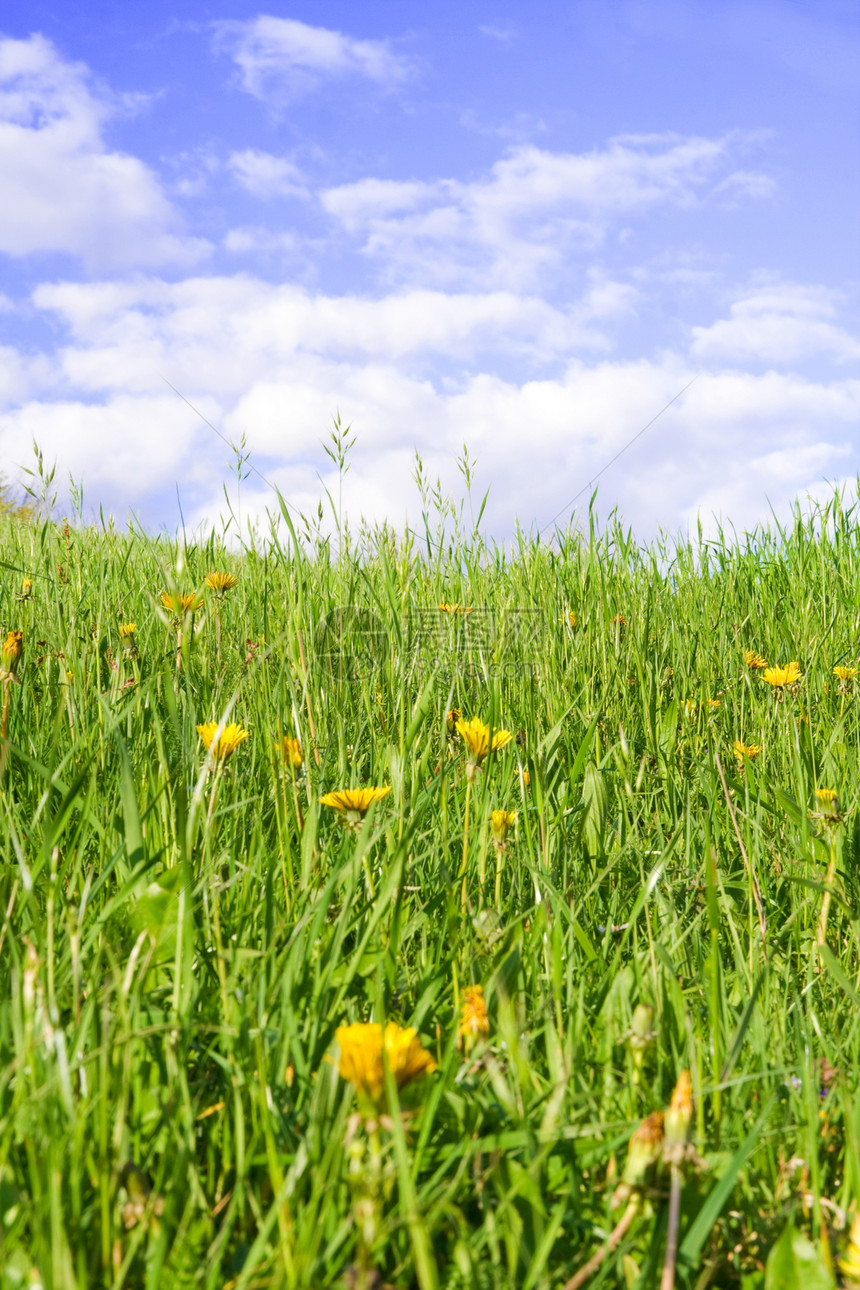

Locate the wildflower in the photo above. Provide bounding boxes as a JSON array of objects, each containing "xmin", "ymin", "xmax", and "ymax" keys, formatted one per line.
[
  {"xmin": 456, "ymin": 717, "xmax": 512, "ymax": 779},
  {"xmin": 280, "ymin": 735, "xmax": 303, "ymax": 769},
  {"xmin": 568, "ymin": 610, "xmax": 577, "ymax": 629},
  {"xmin": 320, "ymin": 786, "xmax": 391, "ymax": 825},
  {"xmin": 835, "ymin": 665, "xmax": 857, "ymax": 693},
  {"xmin": 814, "ymin": 787, "xmax": 842, "ymax": 823},
  {"xmin": 762, "ymin": 661, "xmax": 801, "ymax": 691},
  {"xmin": 197, "ymin": 721, "xmax": 250, "ymax": 761},
  {"xmin": 840, "ymin": 1213, "xmax": 860, "ymax": 1284},
  {"xmin": 458, "ymin": 985, "xmax": 490, "ymax": 1050},
  {"xmin": 15, "ymin": 578, "xmax": 33, "ymax": 602},
  {"xmin": 516, "ymin": 767, "xmax": 531, "ymax": 790},
  {"xmin": 621, "ymin": 1110, "xmax": 665, "ymax": 1190},
  {"xmin": 438, "ymin": 602, "xmax": 472, "ymax": 614},
  {"xmin": 335, "ymin": 1021, "xmax": 436, "ymax": 1105},
  {"xmin": 491, "ymin": 809, "xmax": 516, "ymax": 850},
  {"xmin": 664, "ymin": 1070, "xmax": 693, "ymax": 1158},
  {"xmin": 744, "ymin": 650, "xmax": 768, "ymax": 670},
  {"xmin": 161, "ymin": 591, "xmax": 203, "ymax": 616},
  {"xmin": 119, "ymin": 622, "xmax": 138, "ymax": 656},
  {"xmin": 204, "ymin": 571, "xmax": 238, "ymax": 598},
  {"xmin": 1, "ymin": 629, "xmax": 23, "ymax": 678},
  {"xmin": 733, "ymin": 740, "xmax": 762, "ymax": 764}
]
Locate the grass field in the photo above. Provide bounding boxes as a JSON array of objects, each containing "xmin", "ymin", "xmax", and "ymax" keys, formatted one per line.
[{"xmin": 3, "ymin": 478, "xmax": 860, "ymax": 1289}]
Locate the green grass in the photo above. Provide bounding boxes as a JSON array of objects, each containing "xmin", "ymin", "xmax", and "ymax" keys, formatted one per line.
[{"xmin": 2, "ymin": 483, "xmax": 860, "ymax": 1288}]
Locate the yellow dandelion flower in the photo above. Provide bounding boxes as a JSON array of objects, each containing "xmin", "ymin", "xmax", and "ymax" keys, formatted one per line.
[
  {"xmin": 204, "ymin": 571, "xmax": 238, "ymax": 597},
  {"xmin": 744, "ymin": 650, "xmax": 768, "ymax": 670},
  {"xmin": 119, "ymin": 622, "xmax": 136, "ymax": 638},
  {"xmin": 1, "ymin": 629, "xmax": 23, "ymax": 677},
  {"xmin": 161, "ymin": 591, "xmax": 203, "ymax": 615},
  {"xmin": 815, "ymin": 787, "xmax": 842, "ymax": 821},
  {"xmin": 490, "ymin": 809, "xmax": 516, "ymax": 847},
  {"xmin": 458, "ymin": 985, "xmax": 490, "ymax": 1049},
  {"xmin": 438, "ymin": 602, "xmax": 473, "ymax": 614},
  {"xmin": 197, "ymin": 721, "xmax": 250, "ymax": 761},
  {"xmin": 335, "ymin": 1021, "xmax": 436, "ymax": 1104},
  {"xmin": 280, "ymin": 735, "xmax": 303, "ymax": 768},
  {"xmin": 840, "ymin": 1213, "xmax": 860, "ymax": 1283},
  {"xmin": 516, "ymin": 767, "xmax": 531, "ymax": 789},
  {"xmin": 733, "ymin": 740, "xmax": 763, "ymax": 763},
  {"xmin": 763, "ymin": 661, "xmax": 801, "ymax": 689},
  {"xmin": 456, "ymin": 716, "xmax": 513, "ymax": 768},
  {"xmin": 15, "ymin": 578, "xmax": 33, "ymax": 601},
  {"xmin": 320, "ymin": 786, "xmax": 391, "ymax": 824},
  {"xmin": 834, "ymin": 665, "xmax": 857, "ymax": 694}
]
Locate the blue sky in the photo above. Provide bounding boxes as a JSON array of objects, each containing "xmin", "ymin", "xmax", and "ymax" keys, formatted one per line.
[{"xmin": 1, "ymin": 1, "xmax": 858, "ymax": 542}]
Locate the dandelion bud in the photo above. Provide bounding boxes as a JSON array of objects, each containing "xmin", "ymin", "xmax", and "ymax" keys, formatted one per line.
[
  {"xmin": 664, "ymin": 1070, "xmax": 693, "ymax": 1150},
  {"xmin": 621, "ymin": 1110, "xmax": 665, "ymax": 1189},
  {"xmin": 458, "ymin": 984, "xmax": 490, "ymax": 1052}
]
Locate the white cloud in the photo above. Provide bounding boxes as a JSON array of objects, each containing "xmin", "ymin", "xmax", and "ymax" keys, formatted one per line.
[
  {"xmin": 0, "ymin": 34, "xmax": 209, "ymax": 269},
  {"xmin": 28, "ymin": 276, "xmax": 626, "ymax": 392},
  {"xmin": 228, "ymin": 149, "xmax": 308, "ymax": 199},
  {"xmin": 691, "ymin": 284, "xmax": 860, "ymax": 364},
  {"xmin": 214, "ymin": 15, "xmax": 415, "ymax": 99},
  {"xmin": 478, "ymin": 25, "xmax": 517, "ymax": 43},
  {"xmin": 321, "ymin": 133, "xmax": 772, "ymax": 289},
  {"xmin": 3, "ymin": 269, "xmax": 859, "ymax": 544}
]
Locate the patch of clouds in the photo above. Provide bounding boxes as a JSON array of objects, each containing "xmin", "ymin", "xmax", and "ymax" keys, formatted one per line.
[
  {"xmin": 2, "ymin": 271, "xmax": 858, "ymax": 545},
  {"xmin": 478, "ymin": 25, "xmax": 518, "ymax": 43},
  {"xmin": 0, "ymin": 34, "xmax": 210, "ymax": 269},
  {"xmin": 691, "ymin": 284, "xmax": 860, "ymax": 364},
  {"xmin": 228, "ymin": 149, "xmax": 309, "ymax": 199},
  {"xmin": 213, "ymin": 15, "xmax": 416, "ymax": 100},
  {"xmin": 320, "ymin": 132, "xmax": 773, "ymax": 290}
]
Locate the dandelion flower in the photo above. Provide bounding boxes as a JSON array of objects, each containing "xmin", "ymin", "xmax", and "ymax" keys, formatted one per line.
[
  {"xmin": 490, "ymin": 809, "xmax": 516, "ymax": 848},
  {"xmin": 744, "ymin": 650, "xmax": 768, "ymax": 670},
  {"xmin": 161, "ymin": 591, "xmax": 203, "ymax": 615},
  {"xmin": 834, "ymin": 665, "xmax": 857, "ymax": 693},
  {"xmin": 197, "ymin": 721, "xmax": 250, "ymax": 761},
  {"xmin": 459, "ymin": 985, "xmax": 490, "ymax": 1049},
  {"xmin": 438, "ymin": 602, "xmax": 473, "ymax": 614},
  {"xmin": 280, "ymin": 735, "xmax": 303, "ymax": 769},
  {"xmin": 733, "ymin": 740, "xmax": 762, "ymax": 763},
  {"xmin": 15, "ymin": 578, "xmax": 33, "ymax": 602},
  {"xmin": 456, "ymin": 717, "xmax": 513, "ymax": 772},
  {"xmin": 762, "ymin": 661, "xmax": 801, "ymax": 690},
  {"xmin": 204, "ymin": 571, "xmax": 238, "ymax": 598},
  {"xmin": 815, "ymin": 787, "xmax": 842, "ymax": 822},
  {"xmin": 1, "ymin": 629, "xmax": 23, "ymax": 678},
  {"xmin": 335, "ymin": 1021, "xmax": 436, "ymax": 1104},
  {"xmin": 516, "ymin": 767, "xmax": 531, "ymax": 790},
  {"xmin": 840, "ymin": 1213, "xmax": 860, "ymax": 1283},
  {"xmin": 320, "ymin": 786, "xmax": 391, "ymax": 824}
]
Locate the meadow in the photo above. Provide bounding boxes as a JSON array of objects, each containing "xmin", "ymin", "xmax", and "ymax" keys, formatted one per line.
[{"xmin": 3, "ymin": 475, "xmax": 860, "ymax": 1289}]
